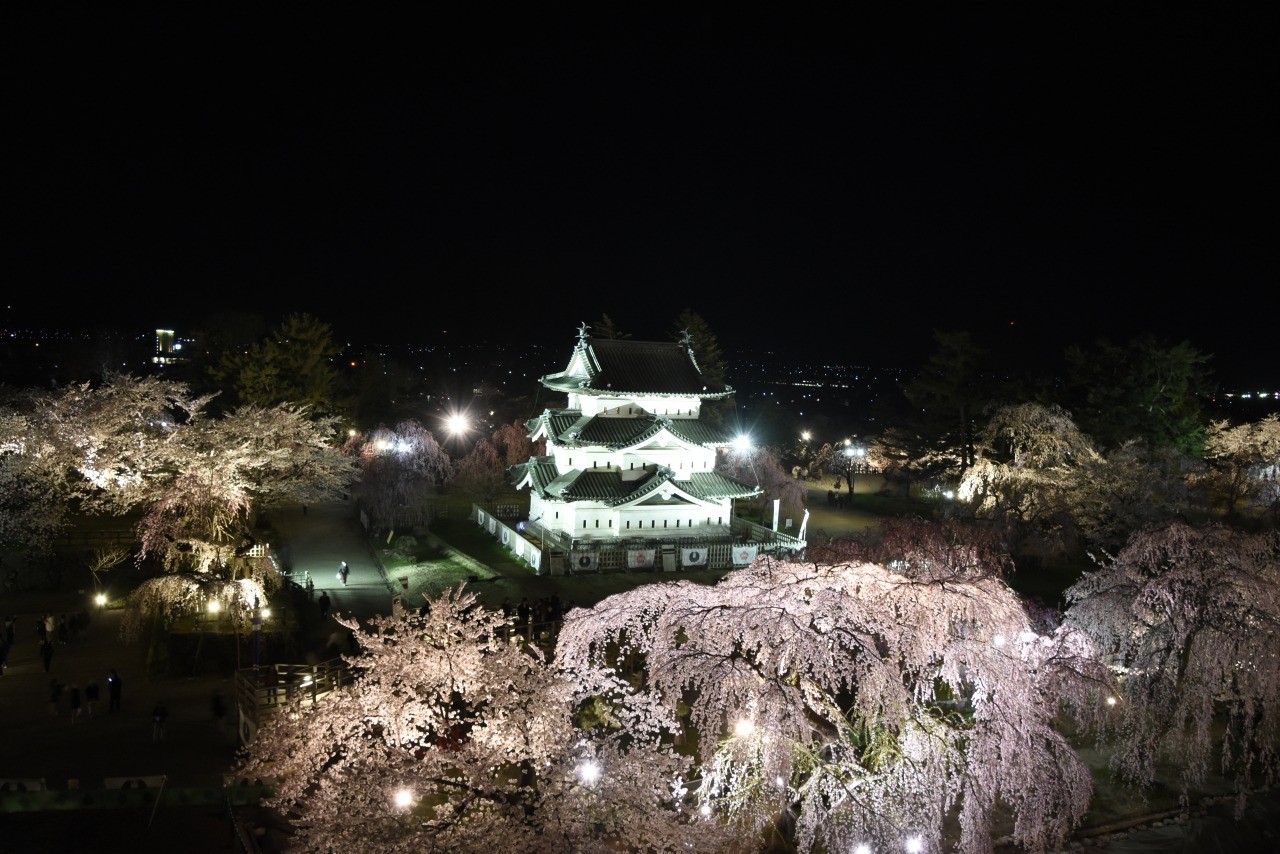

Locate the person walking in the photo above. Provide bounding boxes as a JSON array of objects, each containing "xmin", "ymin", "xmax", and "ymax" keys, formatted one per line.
[
  {"xmin": 152, "ymin": 701, "xmax": 168, "ymax": 741},
  {"xmin": 318, "ymin": 590, "xmax": 331, "ymax": 618},
  {"xmin": 57, "ymin": 614, "xmax": 69, "ymax": 645},
  {"xmin": 107, "ymin": 668, "xmax": 123, "ymax": 713},
  {"xmin": 69, "ymin": 683, "xmax": 82, "ymax": 723},
  {"xmin": 48, "ymin": 678, "xmax": 64, "ymax": 716},
  {"xmin": 3, "ymin": 613, "xmax": 15, "ymax": 646},
  {"xmin": 40, "ymin": 639, "xmax": 54, "ymax": 673},
  {"xmin": 338, "ymin": 561, "xmax": 349, "ymax": 586},
  {"xmin": 212, "ymin": 689, "xmax": 228, "ymax": 734},
  {"xmin": 36, "ymin": 613, "xmax": 48, "ymax": 644},
  {"xmin": 84, "ymin": 679, "xmax": 100, "ymax": 717}
]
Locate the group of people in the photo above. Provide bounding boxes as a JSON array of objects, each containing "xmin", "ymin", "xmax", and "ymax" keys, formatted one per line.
[
  {"xmin": 27, "ymin": 611, "xmax": 93, "ymax": 674},
  {"xmin": 46, "ymin": 667, "xmax": 123, "ymax": 721},
  {"xmin": 500, "ymin": 594, "xmax": 574, "ymax": 640}
]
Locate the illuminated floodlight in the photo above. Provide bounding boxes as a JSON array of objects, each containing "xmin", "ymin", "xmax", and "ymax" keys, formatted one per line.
[
  {"xmin": 1106, "ymin": 696, "xmax": 1117, "ymax": 706},
  {"xmin": 855, "ymin": 845, "xmax": 872, "ymax": 854},
  {"xmin": 94, "ymin": 593, "xmax": 107, "ymax": 607},
  {"xmin": 577, "ymin": 761, "xmax": 600, "ymax": 784},
  {"xmin": 208, "ymin": 600, "xmax": 221, "ymax": 614},
  {"xmin": 261, "ymin": 608, "xmax": 272, "ymax": 619},
  {"xmin": 734, "ymin": 718, "xmax": 755, "ymax": 737},
  {"xmin": 906, "ymin": 836, "xmax": 924, "ymax": 853},
  {"xmin": 394, "ymin": 788, "xmax": 413, "ymax": 809},
  {"xmin": 732, "ymin": 434, "xmax": 751, "ymax": 451},
  {"xmin": 447, "ymin": 414, "xmax": 470, "ymax": 434},
  {"xmin": 800, "ymin": 431, "xmax": 811, "ymax": 441},
  {"xmin": 699, "ymin": 804, "xmax": 712, "ymax": 816}
]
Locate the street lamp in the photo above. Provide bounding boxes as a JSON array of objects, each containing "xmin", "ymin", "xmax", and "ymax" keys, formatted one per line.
[{"xmin": 576, "ymin": 761, "xmax": 601, "ymax": 785}]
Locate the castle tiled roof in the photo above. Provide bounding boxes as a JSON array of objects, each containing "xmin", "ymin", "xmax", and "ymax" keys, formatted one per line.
[
  {"xmin": 535, "ymin": 410, "xmax": 735, "ymax": 449},
  {"xmin": 507, "ymin": 461, "xmax": 761, "ymax": 506},
  {"xmin": 541, "ymin": 337, "xmax": 733, "ymax": 398}
]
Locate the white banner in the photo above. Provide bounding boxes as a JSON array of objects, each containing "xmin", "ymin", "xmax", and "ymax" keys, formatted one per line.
[
  {"xmin": 501, "ymin": 527, "xmax": 510, "ymax": 545},
  {"xmin": 572, "ymin": 551, "xmax": 598, "ymax": 572},
  {"xmin": 528, "ymin": 549, "xmax": 541, "ymax": 571},
  {"xmin": 680, "ymin": 547, "xmax": 708, "ymax": 566},
  {"xmin": 732, "ymin": 545, "xmax": 758, "ymax": 566},
  {"xmin": 627, "ymin": 549, "xmax": 656, "ymax": 569}
]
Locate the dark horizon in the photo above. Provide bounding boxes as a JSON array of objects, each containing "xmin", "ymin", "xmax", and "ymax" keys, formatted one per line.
[{"xmin": 7, "ymin": 9, "xmax": 1273, "ymax": 386}]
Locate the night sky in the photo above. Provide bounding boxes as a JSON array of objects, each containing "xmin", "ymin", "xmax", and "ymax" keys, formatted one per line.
[{"xmin": 7, "ymin": 8, "xmax": 1274, "ymax": 384}]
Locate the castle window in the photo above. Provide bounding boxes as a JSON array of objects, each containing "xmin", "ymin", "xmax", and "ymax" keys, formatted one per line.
[
  {"xmin": 664, "ymin": 520, "xmax": 668, "ymax": 528},
  {"xmin": 676, "ymin": 519, "xmax": 680, "ymax": 527},
  {"xmin": 626, "ymin": 521, "xmax": 631, "ymax": 529}
]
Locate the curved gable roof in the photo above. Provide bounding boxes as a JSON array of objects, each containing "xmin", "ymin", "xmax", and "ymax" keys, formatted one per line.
[
  {"xmin": 542, "ymin": 337, "xmax": 732, "ymax": 398},
  {"xmin": 537, "ymin": 410, "xmax": 737, "ymax": 449}
]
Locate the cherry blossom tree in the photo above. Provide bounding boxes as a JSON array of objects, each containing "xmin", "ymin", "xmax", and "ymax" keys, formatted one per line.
[
  {"xmin": 1203, "ymin": 413, "xmax": 1280, "ymax": 518},
  {"xmin": 556, "ymin": 548, "xmax": 1106, "ymax": 854},
  {"xmin": 1062, "ymin": 521, "xmax": 1280, "ymax": 810},
  {"xmin": 955, "ymin": 403, "xmax": 1100, "ymax": 551},
  {"xmin": 447, "ymin": 437, "xmax": 508, "ymax": 504},
  {"xmin": 716, "ymin": 443, "xmax": 805, "ymax": 526},
  {"xmin": 1064, "ymin": 440, "xmax": 1198, "ymax": 551},
  {"xmin": 354, "ymin": 420, "xmax": 453, "ymax": 530},
  {"xmin": 236, "ymin": 586, "xmax": 729, "ymax": 852},
  {"xmin": 134, "ymin": 403, "xmax": 355, "ymax": 574},
  {"xmin": 1, "ymin": 374, "xmax": 205, "ymax": 556},
  {"xmin": 491, "ymin": 418, "xmax": 542, "ymax": 468}
]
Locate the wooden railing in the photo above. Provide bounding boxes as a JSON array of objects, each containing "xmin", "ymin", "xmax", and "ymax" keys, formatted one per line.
[{"xmin": 234, "ymin": 659, "xmax": 350, "ymax": 734}]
